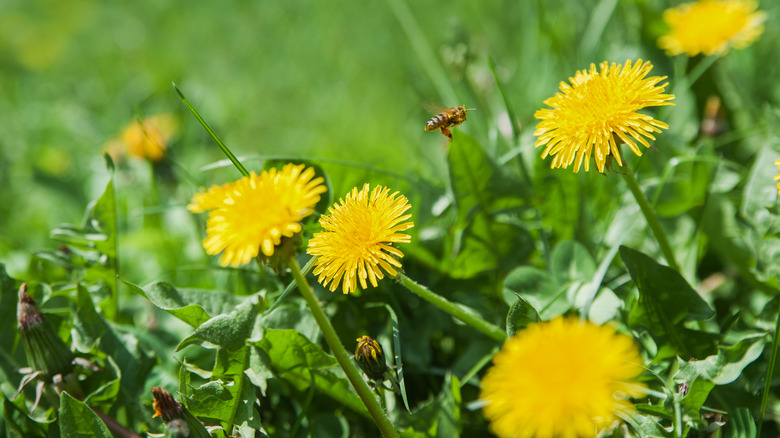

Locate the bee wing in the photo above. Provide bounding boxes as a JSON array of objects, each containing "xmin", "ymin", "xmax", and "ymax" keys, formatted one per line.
[{"xmin": 423, "ymin": 102, "xmax": 449, "ymax": 115}]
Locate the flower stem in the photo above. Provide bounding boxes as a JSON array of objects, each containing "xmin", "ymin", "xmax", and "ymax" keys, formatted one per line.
[
  {"xmin": 620, "ymin": 163, "xmax": 681, "ymax": 272},
  {"xmin": 288, "ymin": 258, "xmax": 399, "ymax": 438},
  {"xmin": 397, "ymin": 273, "xmax": 507, "ymax": 343}
]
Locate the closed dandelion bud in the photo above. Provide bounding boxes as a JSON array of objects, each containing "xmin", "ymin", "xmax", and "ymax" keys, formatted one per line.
[
  {"xmin": 355, "ymin": 336, "xmax": 389, "ymax": 381},
  {"xmin": 151, "ymin": 387, "xmax": 210, "ymax": 438},
  {"xmin": 17, "ymin": 283, "xmax": 74, "ymax": 380}
]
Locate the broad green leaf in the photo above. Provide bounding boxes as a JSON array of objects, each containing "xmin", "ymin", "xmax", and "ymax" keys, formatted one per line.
[
  {"xmin": 178, "ymin": 295, "xmax": 263, "ymax": 351},
  {"xmin": 2, "ymin": 395, "xmax": 48, "ymax": 437},
  {"xmin": 741, "ymin": 142, "xmax": 779, "ymax": 223},
  {"xmin": 58, "ymin": 392, "xmax": 112, "ymax": 438},
  {"xmin": 653, "ymin": 159, "xmax": 712, "ymax": 218},
  {"xmin": 679, "ymin": 379, "xmax": 716, "ymax": 415},
  {"xmin": 505, "ymin": 295, "xmax": 540, "ymax": 337},
  {"xmin": 449, "ymin": 215, "xmax": 533, "ymax": 278},
  {"xmin": 622, "ymin": 245, "xmax": 714, "ymax": 332},
  {"xmin": 550, "ymin": 240, "xmax": 596, "ymax": 284},
  {"xmin": 127, "ymin": 280, "xmax": 243, "ymax": 328},
  {"xmin": 255, "ymin": 328, "xmax": 367, "ymax": 417},
  {"xmin": 676, "ymin": 335, "xmax": 765, "ymax": 385},
  {"xmin": 446, "ymin": 132, "xmax": 531, "ymax": 278},
  {"xmin": 245, "ymin": 346, "xmax": 274, "ymax": 397},
  {"xmin": 72, "ymin": 284, "xmax": 155, "ymax": 401},
  {"xmin": 502, "ymin": 266, "xmax": 568, "ymax": 316}
]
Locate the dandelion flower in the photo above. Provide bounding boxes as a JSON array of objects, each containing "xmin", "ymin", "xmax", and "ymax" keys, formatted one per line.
[
  {"xmin": 658, "ymin": 0, "xmax": 766, "ymax": 57},
  {"xmin": 774, "ymin": 159, "xmax": 780, "ymax": 195},
  {"xmin": 188, "ymin": 163, "xmax": 327, "ymax": 267},
  {"xmin": 106, "ymin": 114, "xmax": 178, "ymax": 162},
  {"xmin": 534, "ymin": 59, "xmax": 675, "ymax": 173},
  {"xmin": 480, "ymin": 317, "xmax": 646, "ymax": 438},
  {"xmin": 307, "ymin": 184, "xmax": 413, "ymax": 294}
]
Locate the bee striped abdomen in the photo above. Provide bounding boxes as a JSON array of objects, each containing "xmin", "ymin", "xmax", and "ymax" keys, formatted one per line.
[{"xmin": 424, "ymin": 106, "xmax": 471, "ymax": 141}]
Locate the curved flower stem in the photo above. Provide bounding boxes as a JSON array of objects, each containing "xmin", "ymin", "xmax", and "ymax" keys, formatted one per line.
[
  {"xmin": 620, "ymin": 163, "xmax": 681, "ymax": 272},
  {"xmin": 397, "ymin": 273, "xmax": 507, "ymax": 343},
  {"xmin": 288, "ymin": 258, "xmax": 399, "ymax": 438}
]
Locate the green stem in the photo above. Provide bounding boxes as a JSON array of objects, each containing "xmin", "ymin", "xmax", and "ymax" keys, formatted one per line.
[
  {"xmin": 620, "ymin": 163, "xmax": 681, "ymax": 272},
  {"xmin": 757, "ymin": 299, "xmax": 780, "ymax": 437},
  {"xmin": 288, "ymin": 259, "xmax": 399, "ymax": 438},
  {"xmin": 397, "ymin": 274, "xmax": 507, "ymax": 343}
]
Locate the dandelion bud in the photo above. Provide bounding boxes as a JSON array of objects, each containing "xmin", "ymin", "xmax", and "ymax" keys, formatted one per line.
[
  {"xmin": 151, "ymin": 387, "xmax": 210, "ymax": 438},
  {"xmin": 17, "ymin": 283, "xmax": 74, "ymax": 380},
  {"xmin": 355, "ymin": 336, "xmax": 389, "ymax": 381}
]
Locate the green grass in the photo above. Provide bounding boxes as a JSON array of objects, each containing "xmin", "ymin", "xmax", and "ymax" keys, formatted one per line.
[{"xmin": 2, "ymin": 0, "xmax": 780, "ymax": 436}]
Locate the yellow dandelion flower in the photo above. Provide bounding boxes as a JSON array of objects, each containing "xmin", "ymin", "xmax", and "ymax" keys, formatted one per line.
[
  {"xmin": 480, "ymin": 317, "xmax": 646, "ymax": 438},
  {"xmin": 188, "ymin": 163, "xmax": 327, "ymax": 267},
  {"xmin": 775, "ymin": 159, "xmax": 780, "ymax": 195},
  {"xmin": 106, "ymin": 114, "xmax": 178, "ymax": 163},
  {"xmin": 658, "ymin": 0, "xmax": 766, "ymax": 57},
  {"xmin": 534, "ymin": 59, "xmax": 675, "ymax": 173},
  {"xmin": 307, "ymin": 184, "xmax": 413, "ymax": 294}
]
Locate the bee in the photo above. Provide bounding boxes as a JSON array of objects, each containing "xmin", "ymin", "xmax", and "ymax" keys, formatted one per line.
[{"xmin": 424, "ymin": 106, "xmax": 474, "ymax": 141}]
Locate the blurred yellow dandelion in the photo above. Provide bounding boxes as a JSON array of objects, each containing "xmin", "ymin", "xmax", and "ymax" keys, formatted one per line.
[
  {"xmin": 775, "ymin": 159, "xmax": 780, "ymax": 195},
  {"xmin": 480, "ymin": 317, "xmax": 646, "ymax": 438},
  {"xmin": 307, "ymin": 184, "xmax": 413, "ymax": 294},
  {"xmin": 188, "ymin": 164, "xmax": 327, "ymax": 267},
  {"xmin": 658, "ymin": 0, "xmax": 766, "ymax": 57},
  {"xmin": 534, "ymin": 59, "xmax": 675, "ymax": 173},
  {"xmin": 105, "ymin": 114, "xmax": 178, "ymax": 162}
]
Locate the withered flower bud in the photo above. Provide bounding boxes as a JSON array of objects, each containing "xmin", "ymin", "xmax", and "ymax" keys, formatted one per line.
[
  {"xmin": 17, "ymin": 283, "xmax": 74, "ymax": 380},
  {"xmin": 151, "ymin": 387, "xmax": 210, "ymax": 438},
  {"xmin": 355, "ymin": 336, "xmax": 389, "ymax": 381}
]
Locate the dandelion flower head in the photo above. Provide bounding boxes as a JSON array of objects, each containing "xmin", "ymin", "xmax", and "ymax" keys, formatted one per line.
[
  {"xmin": 658, "ymin": 0, "xmax": 766, "ymax": 57},
  {"xmin": 188, "ymin": 163, "xmax": 327, "ymax": 267},
  {"xmin": 106, "ymin": 114, "xmax": 178, "ymax": 162},
  {"xmin": 480, "ymin": 317, "xmax": 646, "ymax": 438},
  {"xmin": 307, "ymin": 184, "xmax": 413, "ymax": 294},
  {"xmin": 534, "ymin": 59, "xmax": 675, "ymax": 173},
  {"xmin": 774, "ymin": 159, "xmax": 780, "ymax": 195}
]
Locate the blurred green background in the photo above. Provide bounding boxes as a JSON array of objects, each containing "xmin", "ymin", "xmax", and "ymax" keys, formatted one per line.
[{"xmin": 2, "ymin": 0, "xmax": 779, "ymax": 282}]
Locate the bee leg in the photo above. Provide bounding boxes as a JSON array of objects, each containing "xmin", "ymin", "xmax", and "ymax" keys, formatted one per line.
[{"xmin": 440, "ymin": 127, "xmax": 452, "ymax": 141}]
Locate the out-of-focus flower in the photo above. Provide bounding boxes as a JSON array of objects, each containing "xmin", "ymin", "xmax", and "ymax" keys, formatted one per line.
[
  {"xmin": 307, "ymin": 184, "xmax": 413, "ymax": 294},
  {"xmin": 188, "ymin": 164, "xmax": 327, "ymax": 267},
  {"xmin": 480, "ymin": 317, "xmax": 646, "ymax": 438},
  {"xmin": 534, "ymin": 59, "xmax": 675, "ymax": 173},
  {"xmin": 774, "ymin": 159, "xmax": 780, "ymax": 195},
  {"xmin": 105, "ymin": 114, "xmax": 177, "ymax": 163},
  {"xmin": 658, "ymin": 0, "xmax": 765, "ymax": 57}
]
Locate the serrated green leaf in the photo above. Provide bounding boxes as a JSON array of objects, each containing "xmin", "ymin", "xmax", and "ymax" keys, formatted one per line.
[
  {"xmin": 58, "ymin": 392, "xmax": 112, "ymax": 438},
  {"xmin": 505, "ymin": 295, "xmax": 540, "ymax": 337},
  {"xmin": 449, "ymin": 215, "xmax": 533, "ymax": 278},
  {"xmin": 255, "ymin": 328, "xmax": 368, "ymax": 417},
  {"xmin": 741, "ymin": 143, "xmax": 779, "ymax": 222},
  {"xmin": 128, "ymin": 280, "xmax": 243, "ymax": 328},
  {"xmin": 178, "ymin": 295, "xmax": 263, "ymax": 351},
  {"xmin": 676, "ymin": 336, "xmax": 765, "ymax": 386}
]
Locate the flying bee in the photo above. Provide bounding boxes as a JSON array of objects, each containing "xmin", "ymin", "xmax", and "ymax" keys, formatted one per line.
[{"xmin": 424, "ymin": 106, "xmax": 474, "ymax": 141}]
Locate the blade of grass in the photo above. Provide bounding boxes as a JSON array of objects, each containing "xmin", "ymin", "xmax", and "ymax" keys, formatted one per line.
[
  {"xmin": 382, "ymin": 304, "xmax": 411, "ymax": 414},
  {"xmin": 385, "ymin": 0, "xmax": 458, "ymax": 105},
  {"xmin": 579, "ymin": 0, "xmax": 618, "ymax": 57},
  {"xmin": 172, "ymin": 82, "xmax": 249, "ymax": 177}
]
